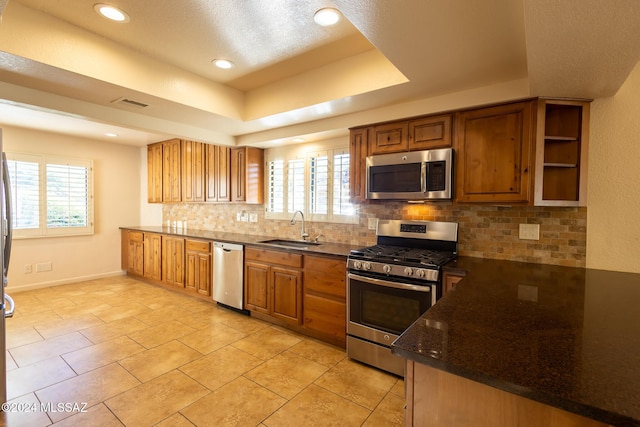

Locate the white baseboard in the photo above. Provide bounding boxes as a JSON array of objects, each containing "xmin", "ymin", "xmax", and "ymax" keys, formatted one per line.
[{"xmin": 6, "ymin": 270, "xmax": 126, "ymax": 293}]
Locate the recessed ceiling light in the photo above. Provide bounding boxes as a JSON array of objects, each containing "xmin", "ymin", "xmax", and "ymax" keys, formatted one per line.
[
  {"xmin": 212, "ymin": 59, "xmax": 235, "ymax": 69},
  {"xmin": 94, "ymin": 4, "xmax": 130, "ymax": 23},
  {"xmin": 313, "ymin": 8, "xmax": 341, "ymax": 26},
  {"xmin": 292, "ymin": 138, "xmax": 305, "ymax": 143},
  {"xmin": 105, "ymin": 132, "xmax": 118, "ymax": 137}
]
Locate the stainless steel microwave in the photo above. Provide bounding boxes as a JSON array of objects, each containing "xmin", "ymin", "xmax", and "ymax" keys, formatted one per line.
[{"xmin": 366, "ymin": 148, "xmax": 453, "ymax": 200}]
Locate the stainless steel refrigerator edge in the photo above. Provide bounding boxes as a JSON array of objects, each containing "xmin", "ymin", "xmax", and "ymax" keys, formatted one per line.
[{"xmin": 1, "ymin": 129, "xmax": 15, "ymax": 404}]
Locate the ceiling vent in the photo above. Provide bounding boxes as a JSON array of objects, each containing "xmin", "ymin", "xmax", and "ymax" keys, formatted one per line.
[{"xmin": 111, "ymin": 97, "xmax": 149, "ymax": 109}]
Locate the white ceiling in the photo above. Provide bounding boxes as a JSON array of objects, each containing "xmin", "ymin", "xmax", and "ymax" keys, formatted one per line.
[{"xmin": 0, "ymin": 0, "xmax": 639, "ymax": 147}]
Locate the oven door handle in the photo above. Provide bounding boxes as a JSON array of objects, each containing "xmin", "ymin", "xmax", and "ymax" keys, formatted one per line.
[{"xmin": 348, "ymin": 273, "xmax": 433, "ymax": 293}]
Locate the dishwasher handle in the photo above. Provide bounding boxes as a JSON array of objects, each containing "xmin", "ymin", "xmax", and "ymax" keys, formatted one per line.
[{"xmin": 213, "ymin": 241, "xmax": 244, "ymax": 252}]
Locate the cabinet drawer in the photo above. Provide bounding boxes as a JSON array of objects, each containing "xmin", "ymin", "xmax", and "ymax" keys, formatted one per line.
[
  {"xmin": 129, "ymin": 231, "xmax": 143, "ymax": 243},
  {"xmin": 245, "ymin": 247, "xmax": 303, "ymax": 268},
  {"xmin": 186, "ymin": 239, "xmax": 210, "ymax": 253},
  {"xmin": 303, "ymin": 294, "xmax": 346, "ymax": 339},
  {"xmin": 304, "ymin": 256, "xmax": 346, "ymax": 298}
]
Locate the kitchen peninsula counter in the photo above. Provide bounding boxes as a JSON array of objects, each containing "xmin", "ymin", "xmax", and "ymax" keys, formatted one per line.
[
  {"xmin": 119, "ymin": 225, "xmax": 361, "ymax": 258},
  {"xmin": 392, "ymin": 257, "xmax": 640, "ymax": 427}
]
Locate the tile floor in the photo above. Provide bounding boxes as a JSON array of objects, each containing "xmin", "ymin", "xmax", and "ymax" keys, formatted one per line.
[{"xmin": 1, "ymin": 276, "xmax": 404, "ymax": 426}]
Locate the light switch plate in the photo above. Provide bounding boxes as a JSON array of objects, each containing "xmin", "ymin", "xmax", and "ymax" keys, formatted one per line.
[{"xmin": 519, "ymin": 224, "xmax": 540, "ymax": 240}]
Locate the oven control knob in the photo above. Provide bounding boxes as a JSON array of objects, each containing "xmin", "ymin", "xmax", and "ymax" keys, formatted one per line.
[
  {"xmin": 404, "ymin": 267, "xmax": 413, "ymax": 276},
  {"xmin": 354, "ymin": 260, "xmax": 362, "ymax": 269},
  {"xmin": 362, "ymin": 262, "xmax": 372, "ymax": 271},
  {"xmin": 382, "ymin": 264, "xmax": 392, "ymax": 274},
  {"xmin": 416, "ymin": 269, "xmax": 426, "ymax": 278}
]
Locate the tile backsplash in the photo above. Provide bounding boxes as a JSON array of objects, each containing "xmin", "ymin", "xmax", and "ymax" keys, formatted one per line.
[{"xmin": 164, "ymin": 202, "xmax": 586, "ymax": 268}]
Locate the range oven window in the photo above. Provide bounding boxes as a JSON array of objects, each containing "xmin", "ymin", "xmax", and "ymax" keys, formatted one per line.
[
  {"xmin": 349, "ymin": 275, "xmax": 433, "ymax": 336},
  {"xmin": 368, "ymin": 162, "xmax": 422, "ymax": 193}
]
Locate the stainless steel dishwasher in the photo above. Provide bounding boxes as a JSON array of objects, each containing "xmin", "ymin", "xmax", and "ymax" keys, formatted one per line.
[{"xmin": 213, "ymin": 241, "xmax": 247, "ymax": 313}]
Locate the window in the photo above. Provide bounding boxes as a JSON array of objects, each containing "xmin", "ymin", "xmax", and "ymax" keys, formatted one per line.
[
  {"xmin": 265, "ymin": 144, "xmax": 356, "ymax": 224},
  {"xmin": 6, "ymin": 153, "xmax": 94, "ymax": 238}
]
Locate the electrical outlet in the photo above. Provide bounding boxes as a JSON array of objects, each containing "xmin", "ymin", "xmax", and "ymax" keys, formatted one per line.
[
  {"xmin": 36, "ymin": 262, "xmax": 52, "ymax": 272},
  {"xmin": 24, "ymin": 264, "xmax": 32, "ymax": 274},
  {"xmin": 249, "ymin": 213, "xmax": 258, "ymax": 223},
  {"xmin": 368, "ymin": 218, "xmax": 378, "ymax": 230},
  {"xmin": 519, "ymin": 224, "xmax": 540, "ymax": 240}
]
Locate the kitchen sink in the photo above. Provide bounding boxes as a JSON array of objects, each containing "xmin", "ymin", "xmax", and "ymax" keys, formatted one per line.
[{"xmin": 258, "ymin": 239, "xmax": 321, "ymax": 248}]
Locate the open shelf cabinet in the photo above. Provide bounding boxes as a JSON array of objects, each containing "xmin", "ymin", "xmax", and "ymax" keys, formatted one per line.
[{"xmin": 535, "ymin": 99, "xmax": 590, "ymax": 206}]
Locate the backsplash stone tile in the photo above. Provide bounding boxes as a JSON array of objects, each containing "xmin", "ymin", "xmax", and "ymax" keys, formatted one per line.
[{"xmin": 164, "ymin": 202, "xmax": 586, "ymax": 268}]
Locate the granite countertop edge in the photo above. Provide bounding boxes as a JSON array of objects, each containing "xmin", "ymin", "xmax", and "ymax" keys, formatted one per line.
[{"xmin": 119, "ymin": 225, "xmax": 360, "ymax": 258}]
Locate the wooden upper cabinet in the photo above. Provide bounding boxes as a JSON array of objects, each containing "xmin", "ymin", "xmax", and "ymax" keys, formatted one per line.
[
  {"xmin": 370, "ymin": 121, "xmax": 409, "ymax": 154},
  {"xmin": 182, "ymin": 140, "xmax": 206, "ymax": 203},
  {"xmin": 230, "ymin": 147, "xmax": 264, "ymax": 204},
  {"xmin": 455, "ymin": 101, "xmax": 535, "ymax": 204},
  {"xmin": 534, "ymin": 99, "xmax": 590, "ymax": 207},
  {"xmin": 147, "ymin": 143, "xmax": 163, "ymax": 203},
  {"xmin": 205, "ymin": 144, "xmax": 230, "ymax": 202},
  {"xmin": 162, "ymin": 139, "xmax": 182, "ymax": 203},
  {"xmin": 349, "ymin": 126, "xmax": 368, "ymax": 202},
  {"xmin": 409, "ymin": 114, "xmax": 452, "ymax": 150}
]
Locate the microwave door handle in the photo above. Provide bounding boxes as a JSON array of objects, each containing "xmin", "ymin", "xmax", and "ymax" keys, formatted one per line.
[
  {"xmin": 348, "ymin": 273, "xmax": 433, "ymax": 293},
  {"xmin": 421, "ymin": 162, "xmax": 427, "ymax": 193}
]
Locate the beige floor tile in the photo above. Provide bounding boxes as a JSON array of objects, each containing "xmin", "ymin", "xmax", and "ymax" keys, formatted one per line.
[
  {"xmin": 140, "ymin": 295, "xmax": 181, "ymax": 310},
  {"xmin": 50, "ymin": 403, "xmax": 124, "ymax": 427},
  {"xmin": 128, "ymin": 320, "xmax": 196, "ymax": 349},
  {"xmin": 55, "ymin": 302, "xmax": 113, "ymax": 319},
  {"xmin": 36, "ymin": 363, "xmax": 140, "ymax": 423},
  {"xmin": 315, "ymin": 358, "xmax": 398, "ymax": 410},
  {"xmin": 180, "ymin": 345, "xmax": 263, "ymax": 391},
  {"xmin": 264, "ymin": 383, "xmax": 370, "ymax": 427},
  {"xmin": 154, "ymin": 412, "xmax": 196, "ymax": 427},
  {"xmin": 231, "ymin": 326, "xmax": 302, "ymax": 360},
  {"xmin": 362, "ymin": 392, "xmax": 405, "ymax": 427},
  {"xmin": 10, "ymin": 331, "xmax": 92, "ymax": 367},
  {"xmin": 105, "ymin": 370, "xmax": 209, "ymax": 426},
  {"xmin": 178, "ymin": 307, "xmax": 236, "ymax": 330},
  {"xmin": 16, "ymin": 297, "xmax": 75, "ymax": 316},
  {"xmin": 134, "ymin": 306, "xmax": 195, "ymax": 326},
  {"xmin": 79, "ymin": 316, "xmax": 149, "ymax": 344},
  {"xmin": 6, "ymin": 325, "xmax": 43, "ymax": 349},
  {"xmin": 0, "ymin": 392, "xmax": 53, "ymax": 427},
  {"xmin": 34, "ymin": 313, "xmax": 104, "ymax": 339},
  {"xmin": 6, "ymin": 351, "xmax": 18, "ymax": 370},
  {"xmin": 93, "ymin": 302, "xmax": 153, "ymax": 323},
  {"xmin": 245, "ymin": 351, "xmax": 328, "ymax": 399},
  {"xmin": 6, "ymin": 310, "xmax": 61, "ymax": 330},
  {"xmin": 62, "ymin": 336, "xmax": 145, "ymax": 374},
  {"xmin": 221, "ymin": 313, "xmax": 271, "ymax": 335},
  {"xmin": 119, "ymin": 340, "xmax": 203, "ymax": 382},
  {"xmin": 178, "ymin": 322, "xmax": 246, "ymax": 354},
  {"xmin": 390, "ymin": 378, "xmax": 405, "ymax": 398},
  {"xmin": 288, "ymin": 338, "xmax": 346, "ymax": 367},
  {"xmin": 6, "ymin": 356, "xmax": 76, "ymax": 400},
  {"xmin": 181, "ymin": 376, "xmax": 286, "ymax": 427}
]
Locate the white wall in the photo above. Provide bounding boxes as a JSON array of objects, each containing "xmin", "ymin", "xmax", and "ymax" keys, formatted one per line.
[
  {"xmin": 138, "ymin": 146, "xmax": 162, "ymax": 226},
  {"xmin": 587, "ymin": 62, "xmax": 640, "ymax": 273},
  {"xmin": 2, "ymin": 126, "xmax": 141, "ymax": 290}
]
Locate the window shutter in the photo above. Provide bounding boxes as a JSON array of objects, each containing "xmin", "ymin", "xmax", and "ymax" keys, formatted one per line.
[
  {"xmin": 310, "ymin": 153, "xmax": 328, "ymax": 215},
  {"xmin": 287, "ymin": 158, "xmax": 305, "ymax": 213},
  {"xmin": 7, "ymin": 158, "xmax": 40, "ymax": 230},
  {"xmin": 267, "ymin": 159, "xmax": 284, "ymax": 213},
  {"xmin": 46, "ymin": 163, "xmax": 90, "ymax": 228},
  {"xmin": 333, "ymin": 151, "xmax": 354, "ymax": 215}
]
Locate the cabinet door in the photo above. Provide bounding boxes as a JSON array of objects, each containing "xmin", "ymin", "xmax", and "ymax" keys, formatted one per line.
[
  {"xmin": 147, "ymin": 143, "xmax": 163, "ymax": 203},
  {"xmin": 206, "ymin": 144, "xmax": 230, "ymax": 202},
  {"xmin": 369, "ymin": 121, "xmax": 409, "ymax": 155},
  {"xmin": 455, "ymin": 101, "xmax": 534, "ymax": 203},
  {"xmin": 162, "ymin": 139, "xmax": 182, "ymax": 202},
  {"xmin": 182, "ymin": 140, "xmax": 205, "ymax": 203},
  {"xmin": 230, "ymin": 147, "xmax": 246, "ymax": 202},
  {"xmin": 245, "ymin": 261, "xmax": 270, "ymax": 314},
  {"xmin": 349, "ymin": 127, "xmax": 368, "ymax": 202},
  {"xmin": 126, "ymin": 231, "xmax": 145, "ymax": 276},
  {"xmin": 143, "ymin": 233, "xmax": 161, "ymax": 281},
  {"xmin": 409, "ymin": 114, "xmax": 452, "ymax": 150},
  {"xmin": 185, "ymin": 240, "xmax": 211, "ymax": 296},
  {"xmin": 162, "ymin": 236, "xmax": 184, "ymax": 288},
  {"xmin": 271, "ymin": 267, "xmax": 302, "ymax": 325}
]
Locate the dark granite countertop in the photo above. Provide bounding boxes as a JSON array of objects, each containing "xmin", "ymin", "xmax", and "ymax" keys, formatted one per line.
[
  {"xmin": 392, "ymin": 256, "xmax": 640, "ymax": 427},
  {"xmin": 119, "ymin": 225, "xmax": 359, "ymax": 258}
]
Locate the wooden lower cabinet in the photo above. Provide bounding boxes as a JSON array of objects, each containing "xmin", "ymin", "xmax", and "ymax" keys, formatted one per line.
[
  {"xmin": 122, "ymin": 230, "xmax": 144, "ymax": 276},
  {"xmin": 185, "ymin": 239, "xmax": 212, "ymax": 296},
  {"xmin": 162, "ymin": 236, "xmax": 184, "ymax": 288},
  {"xmin": 244, "ymin": 248, "xmax": 303, "ymax": 326},
  {"xmin": 143, "ymin": 232, "xmax": 162, "ymax": 281},
  {"xmin": 442, "ymin": 271, "xmax": 465, "ymax": 296},
  {"xmin": 404, "ymin": 360, "xmax": 611, "ymax": 427},
  {"xmin": 303, "ymin": 255, "xmax": 346, "ymax": 346}
]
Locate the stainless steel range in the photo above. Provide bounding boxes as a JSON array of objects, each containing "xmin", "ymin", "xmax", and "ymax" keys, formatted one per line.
[{"xmin": 346, "ymin": 219, "xmax": 458, "ymax": 376}]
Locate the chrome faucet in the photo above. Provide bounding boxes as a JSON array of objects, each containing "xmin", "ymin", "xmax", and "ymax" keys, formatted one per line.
[{"xmin": 290, "ymin": 210, "xmax": 309, "ymax": 241}]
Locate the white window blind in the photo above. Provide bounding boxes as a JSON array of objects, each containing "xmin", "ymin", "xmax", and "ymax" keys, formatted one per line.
[
  {"xmin": 265, "ymin": 144, "xmax": 356, "ymax": 224},
  {"xmin": 7, "ymin": 153, "xmax": 94, "ymax": 238}
]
